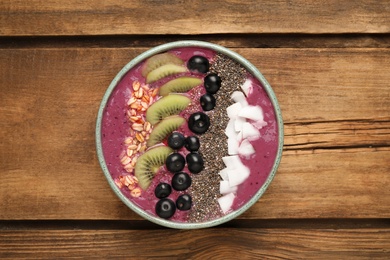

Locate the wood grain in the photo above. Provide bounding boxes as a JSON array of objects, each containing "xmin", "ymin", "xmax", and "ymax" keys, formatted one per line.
[
  {"xmin": 1, "ymin": 47, "xmax": 389, "ymax": 220},
  {"xmin": 0, "ymin": 228, "xmax": 389, "ymax": 259},
  {"xmin": 284, "ymin": 119, "xmax": 390, "ymax": 150},
  {"xmin": 1, "ymin": 0, "xmax": 389, "ymax": 36}
]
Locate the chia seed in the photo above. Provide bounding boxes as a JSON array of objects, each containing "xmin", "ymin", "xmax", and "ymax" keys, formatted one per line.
[{"xmin": 188, "ymin": 54, "xmax": 247, "ymax": 222}]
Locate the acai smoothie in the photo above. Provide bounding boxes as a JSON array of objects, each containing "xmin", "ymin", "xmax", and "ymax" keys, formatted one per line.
[{"xmin": 100, "ymin": 44, "xmax": 280, "ymax": 224}]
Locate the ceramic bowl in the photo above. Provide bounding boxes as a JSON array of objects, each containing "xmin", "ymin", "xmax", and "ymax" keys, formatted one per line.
[{"xmin": 96, "ymin": 40, "xmax": 283, "ymax": 229}]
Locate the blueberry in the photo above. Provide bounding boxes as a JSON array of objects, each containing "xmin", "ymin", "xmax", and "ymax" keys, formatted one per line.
[
  {"xmin": 185, "ymin": 136, "xmax": 200, "ymax": 152},
  {"xmin": 172, "ymin": 172, "xmax": 192, "ymax": 191},
  {"xmin": 176, "ymin": 194, "xmax": 192, "ymax": 211},
  {"xmin": 167, "ymin": 132, "xmax": 185, "ymax": 150},
  {"xmin": 188, "ymin": 112, "xmax": 210, "ymax": 134},
  {"xmin": 186, "ymin": 153, "xmax": 204, "ymax": 174},
  {"xmin": 187, "ymin": 55, "xmax": 209, "ymax": 73},
  {"xmin": 155, "ymin": 198, "xmax": 176, "ymax": 219},
  {"xmin": 204, "ymin": 73, "xmax": 221, "ymax": 94},
  {"xmin": 154, "ymin": 183, "xmax": 172, "ymax": 199},
  {"xmin": 200, "ymin": 93, "xmax": 216, "ymax": 111},
  {"xmin": 166, "ymin": 153, "xmax": 185, "ymax": 173}
]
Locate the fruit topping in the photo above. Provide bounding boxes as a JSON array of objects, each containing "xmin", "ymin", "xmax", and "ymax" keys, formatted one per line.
[
  {"xmin": 155, "ymin": 182, "xmax": 172, "ymax": 199},
  {"xmin": 240, "ymin": 78, "xmax": 253, "ymax": 96},
  {"xmin": 141, "ymin": 52, "xmax": 184, "ymax": 77},
  {"xmin": 231, "ymin": 91, "xmax": 248, "ymax": 107},
  {"xmin": 217, "ymin": 192, "xmax": 235, "ymax": 214},
  {"xmin": 188, "ymin": 112, "xmax": 210, "ymax": 134},
  {"xmin": 224, "ymin": 90, "xmax": 264, "ymax": 159},
  {"xmin": 167, "ymin": 132, "xmax": 185, "ymax": 150},
  {"xmin": 187, "ymin": 55, "xmax": 209, "ymax": 73},
  {"xmin": 146, "ymin": 94, "xmax": 191, "ymax": 125},
  {"xmin": 155, "ymin": 198, "xmax": 176, "ymax": 219},
  {"xmin": 171, "ymin": 172, "xmax": 192, "ymax": 191},
  {"xmin": 204, "ymin": 73, "xmax": 221, "ymax": 94},
  {"xmin": 176, "ymin": 194, "xmax": 192, "ymax": 211},
  {"xmin": 147, "ymin": 115, "xmax": 186, "ymax": 147},
  {"xmin": 186, "ymin": 153, "xmax": 204, "ymax": 174},
  {"xmin": 221, "ymin": 155, "xmax": 250, "ymax": 187},
  {"xmin": 184, "ymin": 136, "xmax": 200, "ymax": 152},
  {"xmin": 200, "ymin": 93, "xmax": 216, "ymax": 111},
  {"xmin": 146, "ymin": 64, "xmax": 187, "ymax": 84},
  {"xmin": 238, "ymin": 105, "xmax": 264, "ymax": 121},
  {"xmin": 165, "ymin": 152, "xmax": 185, "ymax": 173},
  {"xmin": 134, "ymin": 146, "xmax": 173, "ymax": 190},
  {"xmin": 238, "ymin": 139, "xmax": 255, "ymax": 158},
  {"xmin": 219, "ymin": 180, "xmax": 238, "ymax": 195},
  {"xmin": 159, "ymin": 76, "xmax": 202, "ymax": 96}
]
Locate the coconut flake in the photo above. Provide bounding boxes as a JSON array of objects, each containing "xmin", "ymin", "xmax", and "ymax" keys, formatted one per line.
[
  {"xmin": 234, "ymin": 116, "xmax": 246, "ymax": 132},
  {"xmin": 222, "ymin": 155, "xmax": 251, "ymax": 187},
  {"xmin": 241, "ymin": 122, "xmax": 260, "ymax": 140},
  {"xmin": 241, "ymin": 79, "xmax": 253, "ymax": 96},
  {"xmin": 220, "ymin": 180, "xmax": 238, "ymax": 195},
  {"xmin": 218, "ymin": 192, "xmax": 236, "ymax": 214},
  {"xmin": 224, "ymin": 119, "xmax": 237, "ymax": 138},
  {"xmin": 228, "ymin": 137, "xmax": 239, "ymax": 155},
  {"xmin": 222, "ymin": 155, "xmax": 242, "ymax": 169},
  {"xmin": 238, "ymin": 139, "xmax": 255, "ymax": 158},
  {"xmin": 226, "ymin": 102, "xmax": 242, "ymax": 119},
  {"xmin": 218, "ymin": 168, "xmax": 229, "ymax": 181},
  {"xmin": 231, "ymin": 91, "xmax": 248, "ymax": 107},
  {"xmin": 238, "ymin": 105, "xmax": 264, "ymax": 121},
  {"xmin": 227, "ymin": 164, "xmax": 250, "ymax": 187},
  {"xmin": 252, "ymin": 119, "xmax": 268, "ymax": 129}
]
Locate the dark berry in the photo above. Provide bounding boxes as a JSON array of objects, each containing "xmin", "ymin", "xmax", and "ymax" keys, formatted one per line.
[
  {"xmin": 155, "ymin": 198, "xmax": 176, "ymax": 219},
  {"xmin": 200, "ymin": 93, "xmax": 216, "ymax": 111},
  {"xmin": 204, "ymin": 73, "xmax": 221, "ymax": 94},
  {"xmin": 188, "ymin": 112, "xmax": 210, "ymax": 134},
  {"xmin": 185, "ymin": 136, "xmax": 200, "ymax": 152},
  {"xmin": 167, "ymin": 132, "xmax": 185, "ymax": 150},
  {"xmin": 172, "ymin": 172, "xmax": 192, "ymax": 191},
  {"xmin": 187, "ymin": 55, "xmax": 209, "ymax": 73},
  {"xmin": 154, "ymin": 183, "xmax": 172, "ymax": 199},
  {"xmin": 176, "ymin": 194, "xmax": 192, "ymax": 211},
  {"xmin": 186, "ymin": 153, "xmax": 204, "ymax": 174},
  {"xmin": 165, "ymin": 153, "xmax": 185, "ymax": 173}
]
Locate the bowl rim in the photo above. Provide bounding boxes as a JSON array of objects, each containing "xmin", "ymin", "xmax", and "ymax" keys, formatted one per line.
[{"xmin": 96, "ymin": 40, "xmax": 284, "ymax": 229}]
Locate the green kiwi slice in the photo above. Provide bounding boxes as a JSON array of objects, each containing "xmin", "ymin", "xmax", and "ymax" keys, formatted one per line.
[
  {"xmin": 134, "ymin": 145, "xmax": 173, "ymax": 190},
  {"xmin": 141, "ymin": 53, "xmax": 184, "ymax": 77},
  {"xmin": 159, "ymin": 76, "xmax": 202, "ymax": 96},
  {"xmin": 147, "ymin": 115, "xmax": 186, "ymax": 147},
  {"xmin": 146, "ymin": 64, "xmax": 187, "ymax": 84},
  {"xmin": 146, "ymin": 94, "xmax": 191, "ymax": 125}
]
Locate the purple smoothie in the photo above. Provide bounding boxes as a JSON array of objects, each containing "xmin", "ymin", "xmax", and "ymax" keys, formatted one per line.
[{"xmin": 101, "ymin": 47, "xmax": 278, "ymax": 222}]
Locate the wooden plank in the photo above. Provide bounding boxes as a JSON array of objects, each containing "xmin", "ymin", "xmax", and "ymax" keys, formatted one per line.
[
  {"xmin": 0, "ymin": 48, "xmax": 389, "ymax": 220},
  {"xmin": 0, "ymin": 228, "xmax": 389, "ymax": 259},
  {"xmin": 244, "ymin": 148, "xmax": 390, "ymax": 219},
  {"xmin": 1, "ymin": 1, "xmax": 389, "ymax": 36},
  {"xmin": 284, "ymin": 119, "xmax": 390, "ymax": 150}
]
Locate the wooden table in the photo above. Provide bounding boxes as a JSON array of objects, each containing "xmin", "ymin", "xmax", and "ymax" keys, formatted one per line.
[{"xmin": 1, "ymin": 1, "xmax": 389, "ymax": 258}]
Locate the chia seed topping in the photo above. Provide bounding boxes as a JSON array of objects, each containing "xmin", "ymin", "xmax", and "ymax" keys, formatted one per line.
[{"xmin": 188, "ymin": 54, "xmax": 247, "ymax": 222}]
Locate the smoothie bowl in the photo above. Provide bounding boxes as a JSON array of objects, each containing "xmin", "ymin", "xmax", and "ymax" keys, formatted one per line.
[{"xmin": 96, "ymin": 41, "xmax": 283, "ymax": 229}]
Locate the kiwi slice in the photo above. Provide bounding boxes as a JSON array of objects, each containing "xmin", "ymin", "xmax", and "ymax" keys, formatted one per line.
[
  {"xmin": 142, "ymin": 53, "xmax": 184, "ymax": 77},
  {"xmin": 146, "ymin": 64, "xmax": 187, "ymax": 84},
  {"xmin": 134, "ymin": 146, "xmax": 173, "ymax": 190},
  {"xmin": 147, "ymin": 115, "xmax": 186, "ymax": 147},
  {"xmin": 146, "ymin": 94, "xmax": 191, "ymax": 125},
  {"xmin": 159, "ymin": 76, "xmax": 202, "ymax": 96}
]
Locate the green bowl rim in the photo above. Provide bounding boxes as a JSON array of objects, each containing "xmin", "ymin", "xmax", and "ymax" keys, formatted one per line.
[{"xmin": 96, "ymin": 40, "xmax": 284, "ymax": 229}]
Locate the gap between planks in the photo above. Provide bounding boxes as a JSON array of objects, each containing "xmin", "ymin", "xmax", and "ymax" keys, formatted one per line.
[
  {"xmin": 0, "ymin": 34, "xmax": 390, "ymax": 49},
  {"xmin": 1, "ymin": 219, "xmax": 389, "ymax": 231}
]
